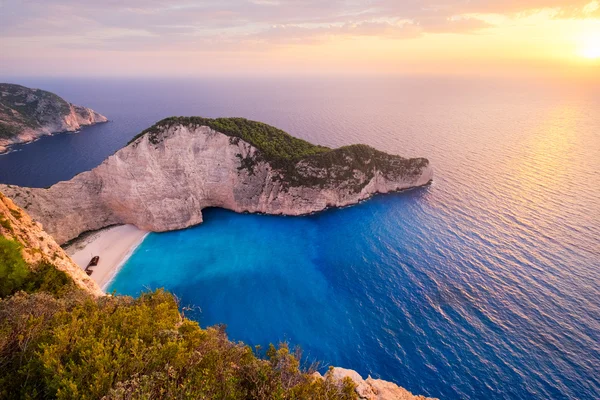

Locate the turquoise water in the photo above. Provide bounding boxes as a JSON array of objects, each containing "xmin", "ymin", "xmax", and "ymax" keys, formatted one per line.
[{"xmin": 2, "ymin": 77, "xmax": 599, "ymax": 399}]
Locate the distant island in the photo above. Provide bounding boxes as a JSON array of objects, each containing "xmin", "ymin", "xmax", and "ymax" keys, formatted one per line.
[
  {"xmin": 1, "ymin": 117, "xmax": 433, "ymax": 244},
  {"xmin": 0, "ymin": 83, "xmax": 107, "ymax": 153}
]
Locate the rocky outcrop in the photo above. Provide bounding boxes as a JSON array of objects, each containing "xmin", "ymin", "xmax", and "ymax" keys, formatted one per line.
[
  {"xmin": 318, "ymin": 367, "xmax": 437, "ymax": 400},
  {"xmin": 0, "ymin": 191, "xmax": 103, "ymax": 296},
  {"xmin": 0, "ymin": 118, "xmax": 432, "ymax": 244},
  {"xmin": 0, "ymin": 83, "xmax": 108, "ymax": 153}
]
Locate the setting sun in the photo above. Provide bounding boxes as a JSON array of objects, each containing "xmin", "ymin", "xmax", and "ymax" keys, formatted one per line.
[{"xmin": 579, "ymin": 34, "xmax": 600, "ymax": 59}]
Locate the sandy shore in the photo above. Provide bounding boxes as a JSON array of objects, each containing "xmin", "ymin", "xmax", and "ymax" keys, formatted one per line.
[{"xmin": 64, "ymin": 224, "xmax": 148, "ymax": 290}]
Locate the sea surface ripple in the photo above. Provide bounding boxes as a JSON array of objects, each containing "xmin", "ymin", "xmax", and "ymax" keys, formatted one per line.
[{"xmin": 1, "ymin": 76, "xmax": 598, "ymax": 399}]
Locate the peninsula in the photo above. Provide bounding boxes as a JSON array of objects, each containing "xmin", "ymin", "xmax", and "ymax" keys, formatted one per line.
[
  {"xmin": 0, "ymin": 83, "xmax": 107, "ymax": 153},
  {"xmin": 1, "ymin": 116, "xmax": 433, "ymax": 245}
]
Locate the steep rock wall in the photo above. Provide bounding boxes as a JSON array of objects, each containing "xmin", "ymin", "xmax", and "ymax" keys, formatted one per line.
[
  {"xmin": 1, "ymin": 124, "xmax": 432, "ymax": 244},
  {"xmin": 0, "ymin": 191, "xmax": 103, "ymax": 296}
]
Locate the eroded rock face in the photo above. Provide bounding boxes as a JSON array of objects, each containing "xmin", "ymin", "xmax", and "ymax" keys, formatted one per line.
[
  {"xmin": 0, "ymin": 192, "xmax": 103, "ymax": 296},
  {"xmin": 0, "ymin": 83, "xmax": 108, "ymax": 153},
  {"xmin": 325, "ymin": 367, "xmax": 438, "ymax": 400},
  {"xmin": 0, "ymin": 123, "xmax": 432, "ymax": 244}
]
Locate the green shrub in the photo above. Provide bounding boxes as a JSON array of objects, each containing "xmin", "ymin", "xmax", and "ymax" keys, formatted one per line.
[
  {"xmin": 0, "ymin": 216, "xmax": 11, "ymax": 231},
  {"xmin": 127, "ymin": 116, "xmax": 429, "ymax": 192},
  {"xmin": 0, "ymin": 237, "xmax": 74, "ymax": 298},
  {"xmin": 0, "ymin": 289, "xmax": 357, "ymax": 399},
  {"xmin": 25, "ymin": 261, "xmax": 74, "ymax": 297},
  {"xmin": 128, "ymin": 117, "xmax": 330, "ymax": 162},
  {"xmin": 0, "ymin": 236, "xmax": 30, "ymax": 297}
]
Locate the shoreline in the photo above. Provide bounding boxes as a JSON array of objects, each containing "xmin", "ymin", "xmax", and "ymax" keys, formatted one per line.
[
  {"xmin": 0, "ymin": 120, "xmax": 110, "ymax": 155},
  {"xmin": 63, "ymin": 224, "xmax": 148, "ymax": 290},
  {"xmin": 58, "ymin": 181, "xmax": 433, "ymax": 289}
]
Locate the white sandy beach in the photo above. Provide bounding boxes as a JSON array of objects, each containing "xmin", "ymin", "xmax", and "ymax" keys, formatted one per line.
[{"xmin": 64, "ymin": 224, "xmax": 148, "ymax": 290}]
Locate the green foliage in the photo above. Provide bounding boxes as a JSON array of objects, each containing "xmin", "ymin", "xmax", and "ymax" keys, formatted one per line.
[
  {"xmin": 0, "ymin": 215, "xmax": 11, "ymax": 231},
  {"xmin": 0, "ymin": 289, "xmax": 357, "ymax": 400},
  {"xmin": 0, "ymin": 83, "xmax": 72, "ymax": 140},
  {"xmin": 128, "ymin": 116, "xmax": 330, "ymax": 162},
  {"xmin": 127, "ymin": 116, "xmax": 429, "ymax": 192},
  {"xmin": 0, "ymin": 236, "xmax": 29, "ymax": 297},
  {"xmin": 0, "ymin": 121, "xmax": 20, "ymax": 139},
  {"xmin": 27, "ymin": 261, "xmax": 74, "ymax": 297},
  {"xmin": 0, "ymin": 237, "xmax": 74, "ymax": 298}
]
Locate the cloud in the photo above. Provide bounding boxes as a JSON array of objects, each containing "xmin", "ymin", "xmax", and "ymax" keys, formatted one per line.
[{"xmin": 0, "ymin": 0, "xmax": 597, "ymax": 51}]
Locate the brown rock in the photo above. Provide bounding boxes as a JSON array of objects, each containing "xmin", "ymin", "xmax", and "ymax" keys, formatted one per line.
[
  {"xmin": 326, "ymin": 367, "xmax": 438, "ymax": 400},
  {"xmin": 0, "ymin": 191, "xmax": 103, "ymax": 296}
]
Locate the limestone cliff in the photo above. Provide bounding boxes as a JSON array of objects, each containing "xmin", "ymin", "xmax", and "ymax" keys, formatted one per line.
[
  {"xmin": 0, "ymin": 83, "xmax": 108, "ymax": 153},
  {"xmin": 321, "ymin": 368, "xmax": 437, "ymax": 400},
  {"xmin": 0, "ymin": 191, "xmax": 103, "ymax": 296},
  {"xmin": 0, "ymin": 117, "xmax": 432, "ymax": 244}
]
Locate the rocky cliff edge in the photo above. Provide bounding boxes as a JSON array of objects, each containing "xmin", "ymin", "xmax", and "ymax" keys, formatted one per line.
[
  {"xmin": 0, "ymin": 117, "xmax": 432, "ymax": 244},
  {"xmin": 0, "ymin": 191, "xmax": 103, "ymax": 296}
]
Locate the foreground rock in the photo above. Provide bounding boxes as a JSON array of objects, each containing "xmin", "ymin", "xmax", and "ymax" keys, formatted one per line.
[
  {"xmin": 0, "ymin": 83, "xmax": 107, "ymax": 153},
  {"xmin": 1, "ymin": 117, "xmax": 432, "ymax": 244},
  {"xmin": 0, "ymin": 191, "xmax": 102, "ymax": 296},
  {"xmin": 320, "ymin": 367, "xmax": 437, "ymax": 400}
]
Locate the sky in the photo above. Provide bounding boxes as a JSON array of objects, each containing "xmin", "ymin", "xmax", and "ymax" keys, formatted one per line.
[{"xmin": 1, "ymin": 0, "xmax": 599, "ymax": 78}]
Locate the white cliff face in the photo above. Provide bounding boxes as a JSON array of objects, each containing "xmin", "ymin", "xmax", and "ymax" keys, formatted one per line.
[{"xmin": 0, "ymin": 124, "xmax": 432, "ymax": 244}]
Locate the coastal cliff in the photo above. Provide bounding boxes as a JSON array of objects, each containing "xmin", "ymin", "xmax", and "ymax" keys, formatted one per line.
[
  {"xmin": 0, "ymin": 191, "xmax": 103, "ymax": 296},
  {"xmin": 1, "ymin": 117, "xmax": 433, "ymax": 244},
  {"xmin": 0, "ymin": 83, "xmax": 108, "ymax": 153},
  {"xmin": 323, "ymin": 368, "xmax": 435, "ymax": 400}
]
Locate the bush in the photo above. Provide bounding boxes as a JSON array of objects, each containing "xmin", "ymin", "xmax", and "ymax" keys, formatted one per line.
[
  {"xmin": 0, "ymin": 236, "xmax": 357, "ymax": 398},
  {"xmin": 0, "ymin": 237, "xmax": 74, "ymax": 298},
  {"xmin": 0, "ymin": 289, "xmax": 357, "ymax": 399},
  {"xmin": 0, "ymin": 236, "xmax": 30, "ymax": 297},
  {"xmin": 127, "ymin": 117, "xmax": 429, "ymax": 192},
  {"xmin": 128, "ymin": 117, "xmax": 330, "ymax": 162}
]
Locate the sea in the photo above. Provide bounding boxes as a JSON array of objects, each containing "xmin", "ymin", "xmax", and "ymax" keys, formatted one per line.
[{"xmin": 1, "ymin": 76, "xmax": 598, "ymax": 400}]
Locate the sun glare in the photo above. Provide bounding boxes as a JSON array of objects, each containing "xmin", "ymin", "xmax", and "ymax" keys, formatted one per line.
[{"xmin": 579, "ymin": 34, "xmax": 600, "ymax": 59}]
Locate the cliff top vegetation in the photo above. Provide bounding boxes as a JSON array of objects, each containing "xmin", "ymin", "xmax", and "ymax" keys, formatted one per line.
[
  {"xmin": 0, "ymin": 232, "xmax": 357, "ymax": 399},
  {"xmin": 0, "ymin": 83, "xmax": 72, "ymax": 139},
  {"xmin": 127, "ymin": 117, "xmax": 429, "ymax": 192},
  {"xmin": 128, "ymin": 116, "xmax": 331, "ymax": 161}
]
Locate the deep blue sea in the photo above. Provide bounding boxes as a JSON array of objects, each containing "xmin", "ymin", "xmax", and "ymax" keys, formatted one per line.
[{"xmin": 1, "ymin": 76, "xmax": 599, "ymax": 399}]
